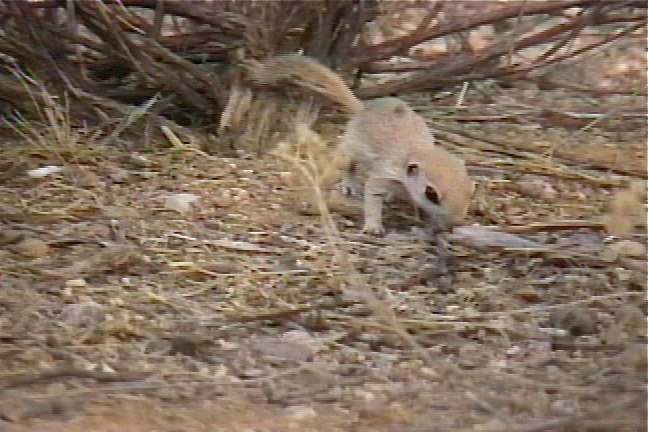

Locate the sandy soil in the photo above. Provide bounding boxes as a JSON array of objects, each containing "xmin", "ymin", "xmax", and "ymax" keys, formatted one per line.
[{"xmin": 0, "ymin": 71, "xmax": 646, "ymax": 432}]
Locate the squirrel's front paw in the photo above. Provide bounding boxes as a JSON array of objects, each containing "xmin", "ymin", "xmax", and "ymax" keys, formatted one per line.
[{"xmin": 361, "ymin": 221, "xmax": 385, "ymax": 236}]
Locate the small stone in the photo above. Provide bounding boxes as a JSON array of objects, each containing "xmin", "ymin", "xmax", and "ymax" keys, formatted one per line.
[
  {"xmin": 250, "ymin": 336, "xmax": 315, "ymax": 362},
  {"xmin": 27, "ymin": 165, "xmax": 63, "ymax": 178},
  {"xmin": 0, "ymin": 229, "xmax": 26, "ymax": 246},
  {"xmin": 514, "ymin": 287, "xmax": 543, "ymax": 303},
  {"xmin": 165, "ymin": 193, "xmax": 200, "ymax": 213},
  {"xmin": 617, "ymin": 343, "xmax": 648, "ymax": 373},
  {"xmin": 8, "ymin": 237, "xmax": 49, "ymax": 258},
  {"xmin": 169, "ymin": 335, "xmax": 206, "ymax": 357},
  {"xmin": 615, "ymin": 304, "xmax": 646, "ymax": 337},
  {"xmin": 285, "ymin": 405, "xmax": 316, "ymax": 420},
  {"xmin": 109, "ymin": 297, "xmax": 125, "ymax": 307},
  {"xmin": 101, "ymin": 206, "xmax": 138, "ymax": 219},
  {"xmin": 107, "ymin": 167, "xmax": 130, "ymax": 183},
  {"xmin": 212, "ymin": 192, "xmax": 234, "ymax": 208},
  {"xmin": 607, "ymin": 240, "xmax": 646, "ymax": 259},
  {"xmin": 517, "ymin": 178, "xmax": 558, "ymax": 200},
  {"xmin": 549, "ymin": 307, "xmax": 597, "ymax": 336},
  {"xmin": 127, "ymin": 153, "xmax": 153, "ymax": 168},
  {"xmin": 65, "ymin": 278, "xmax": 87, "ymax": 288},
  {"xmin": 59, "ymin": 301, "xmax": 105, "ymax": 327},
  {"xmin": 353, "ymin": 390, "xmax": 376, "ymax": 401}
]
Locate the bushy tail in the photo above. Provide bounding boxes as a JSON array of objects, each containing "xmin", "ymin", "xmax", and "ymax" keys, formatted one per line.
[{"xmin": 247, "ymin": 55, "xmax": 365, "ymax": 114}]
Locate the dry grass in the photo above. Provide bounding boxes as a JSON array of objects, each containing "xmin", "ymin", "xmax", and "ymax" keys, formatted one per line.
[
  {"xmin": 0, "ymin": 52, "xmax": 646, "ymax": 431},
  {"xmin": 4, "ymin": 68, "xmax": 84, "ymax": 158}
]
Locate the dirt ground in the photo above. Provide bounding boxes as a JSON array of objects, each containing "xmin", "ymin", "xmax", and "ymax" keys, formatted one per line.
[{"xmin": 0, "ymin": 56, "xmax": 646, "ymax": 431}]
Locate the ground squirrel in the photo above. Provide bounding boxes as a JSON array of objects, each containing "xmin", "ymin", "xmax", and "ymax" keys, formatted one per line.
[{"xmin": 249, "ymin": 54, "xmax": 474, "ymax": 235}]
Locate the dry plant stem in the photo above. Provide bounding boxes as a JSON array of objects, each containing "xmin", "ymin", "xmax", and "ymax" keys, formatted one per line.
[
  {"xmin": 432, "ymin": 124, "xmax": 644, "ymax": 180},
  {"xmin": 467, "ymin": 394, "xmax": 646, "ymax": 432},
  {"xmin": 534, "ymin": 76, "xmax": 647, "ymax": 96},
  {"xmin": 499, "ymin": 221, "xmax": 607, "ymax": 234},
  {"xmin": 478, "ymin": 292, "xmax": 645, "ymax": 319},
  {"xmin": 352, "ymin": 0, "xmax": 601, "ymax": 65},
  {"xmin": 281, "ymin": 149, "xmax": 439, "ymax": 369},
  {"xmin": 0, "ymin": 366, "xmax": 310, "ymax": 404},
  {"xmin": 358, "ymin": 8, "xmax": 646, "ymax": 97},
  {"xmin": 0, "ymin": 369, "xmax": 151, "ymax": 390},
  {"xmin": 1, "ymin": 0, "xmax": 643, "ymax": 151},
  {"xmin": 226, "ymin": 298, "xmax": 356, "ymax": 323},
  {"xmin": 507, "ymin": 20, "xmax": 647, "ymax": 77}
]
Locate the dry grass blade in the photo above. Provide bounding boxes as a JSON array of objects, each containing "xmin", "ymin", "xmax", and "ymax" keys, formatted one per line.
[
  {"xmin": 0, "ymin": 369, "xmax": 151, "ymax": 390},
  {"xmin": 1, "ymin": 0, "xmax": 642, "ymax": 147},
  {"xmin": 273, "ymin": 121, "xmax": 440, "ymax": 367}
]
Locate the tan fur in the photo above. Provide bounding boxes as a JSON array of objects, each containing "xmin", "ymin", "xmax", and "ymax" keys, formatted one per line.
[
  {"xmin": 603, "ymin": 180, "xmax": 647, "ymax": 236},
  {"xmin": 249, "ymin": 54, "xmax": 474, "ymax": 234},
  {"xmin": 273, "ymin": 123, "xmax": 363, "ymax": 218}
]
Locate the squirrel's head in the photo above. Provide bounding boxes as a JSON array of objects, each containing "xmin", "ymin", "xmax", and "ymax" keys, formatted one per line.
[{"xmin": 401, "ymin": 155, "xmax": 474, "ymax": 229}]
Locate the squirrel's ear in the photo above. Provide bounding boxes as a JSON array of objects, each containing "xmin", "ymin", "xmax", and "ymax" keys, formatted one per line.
[{"xmin": 406, "ymin": 163, "xmax": 419, "ymax": 177}]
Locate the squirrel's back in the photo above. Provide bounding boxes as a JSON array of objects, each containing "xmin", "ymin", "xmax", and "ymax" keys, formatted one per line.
[{"xmin": 340, "ymin": 96, "xmax": 437, "ymax": 162}]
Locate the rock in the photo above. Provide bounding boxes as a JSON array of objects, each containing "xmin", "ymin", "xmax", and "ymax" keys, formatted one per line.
[
  {"xmin": 615, "ymin": 304, "xmax": 646, "ymax": 337},
  {"xmin": 0, "ymin": 229, "xmax": 26, "ymax": 246},
  {"xmin": 59, "ymin": 301, "xmax": 105, "ymax": 327},
  {"xmin": 169, "ymin": 335, "xmax": 208, "ymax": 357},
  {"xmin": 65, "ymin": 278, "xmax": 87, "ymax": 288},
  {"xmin": 285, "ymin": 405, "xmax": 317, "ymax": 420},
  {"xmin": 607, "ymin": 240, "xmax": 646, "ymax": 259},
  {"xmin": 27, "ymin": 165, "xmax": 63, "ymax": 178},
  {"xmin": 549, "ymin": 306, "xmax": 597, "ymax": 336},
  {"xmin": 165, "ymin": 193, "xmax": 200, "ymax": 213},
  {"xmin": 250, "ymin": 331, "xmax": 323, "ymax": 361},
  {"xmin": 617, "ymin": 343, "xmax": 648, "ymax": 373},
  {"xmin": 514, "ymin": 287, "xmax": 544, "ymax": 303},
  {"xmin": 517, "ymin": 178, "xmax": 558, "ymax": 200},
  {"xmin": 8, "ymin": 237, "xmax": 50, "ymax": 258}
]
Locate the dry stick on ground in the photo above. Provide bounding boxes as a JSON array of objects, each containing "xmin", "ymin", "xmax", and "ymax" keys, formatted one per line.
[
  {"xmin": 498, "ymin": 220, "xmax": 608, "ymax": 234},
  {"xmin": 431, "ymin": 123, "xmax": 645, "ymax": 180},
  {"xmin": 0, "ymin": 364, "xmax": 329, "ymax": 407},
  {"xmin": 531, "ymin": 76, "xmax": 648, "ymax": 96},
  {"xmin": 226, "ymin": 298, "xmax": 357, "ymax": 324},
  {"xmin": 473, "ymin": 394, "xmax": 646, "ymax": 432},
  {"xmin": 435, "ymin": 135, "xmax": 624, "ymax": 190},
  {"xmin": 0, "ymin": 369, "xmax": 151, "ymax": 390}
]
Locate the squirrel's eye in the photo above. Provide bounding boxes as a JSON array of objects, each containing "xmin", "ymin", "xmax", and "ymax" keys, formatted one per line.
[{"xmin": 425, "ymin": 186, "xmax": 440, "ymax": 204}]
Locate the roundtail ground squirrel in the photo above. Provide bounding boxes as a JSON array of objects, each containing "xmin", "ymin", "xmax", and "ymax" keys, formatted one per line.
[{"xmin": 249, "ymin": 55, "xmax": 475, "ymax": 235}]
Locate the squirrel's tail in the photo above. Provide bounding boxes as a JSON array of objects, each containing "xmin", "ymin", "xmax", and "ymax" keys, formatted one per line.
[{"xmin": 247, "ymin": 55, "xmax": 365, "ymax": 115}]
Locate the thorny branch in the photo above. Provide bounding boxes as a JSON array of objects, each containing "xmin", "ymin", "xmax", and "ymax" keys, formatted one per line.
[{"xmin": 0, "ymin": 0, "xmax": 644, "ymax": 149}]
